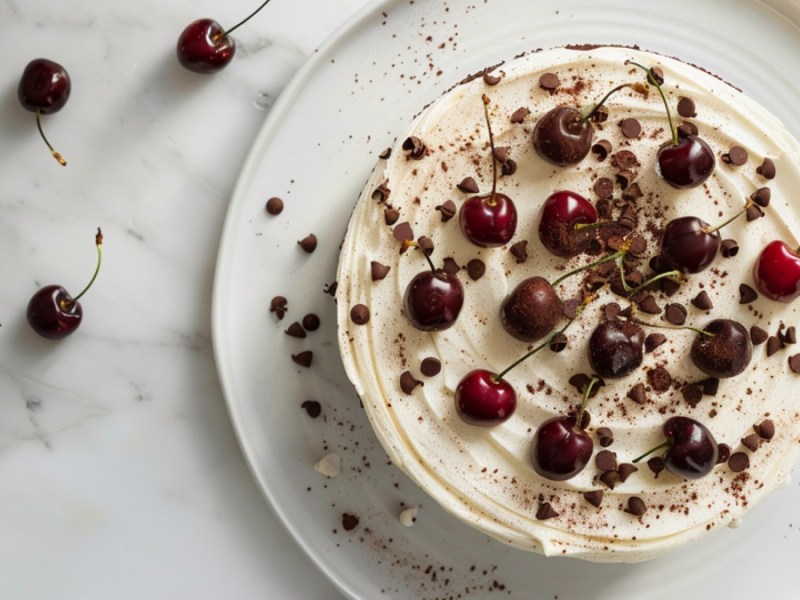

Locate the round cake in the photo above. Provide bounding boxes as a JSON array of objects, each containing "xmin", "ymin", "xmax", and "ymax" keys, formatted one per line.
[{"xmin": 336, "ymin": 45, "xmax": 800, "ymax": 562}]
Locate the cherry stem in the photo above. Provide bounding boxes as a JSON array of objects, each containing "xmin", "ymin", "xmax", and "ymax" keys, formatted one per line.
[
  {"xmin": 620, "ymin": 268, "xmax": 682, "ymax": 297},
  {"xmin": 36, "ymin": 109, "xmax": 66, "ymax": 166},
  {"xmin": 551, "ymin": 245, "xmax": 629, "ymax": 287},
  {"xmin": 580, "ymin": 83, "xmax": 634, "ymax": 122},
  {"xmin": 628, "ymin": 315, "xmax": 713, "ymax": 338},
  {"xmin": 481, "ymin": 94, "xmax": 499, "ymax": 203},
  {"xmin": 625, "ymin": 60, "xmax": 678, "ymax": 145},
  {"xmin": 71, "ymin": 228, "xmax": 104, "ymax": 304},
  {"xmin": 706, "ymin": 198, "xmax": 754, "ymax": 235},
  {"xmin": 493, "ymin": 318, "xmax": 574, "ymax": 382},
  {"xmin": 632, "ymin": 439, "xmax": 670, "ymax": 463},
  {"xmin": 574, "ymin": 377, "xmax": 598, "ymax": 432},
  {"xmin": 218, "ymin": 0, "xmax": 273, "ymax": 38}
]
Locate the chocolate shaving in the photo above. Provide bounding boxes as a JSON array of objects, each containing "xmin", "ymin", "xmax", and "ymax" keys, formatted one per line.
[
  {"xmin": 350, "ymin": 304, "xmax": 370, "ymax": 325},
  {"xmin": 370, "ymin": 261, "xmax": 391, "ymax": 281},
  {"xmin": 265, "ymin": 196, "xmax": 284, "ymax": 215},
  {"xmin": 466, "ymin": 259, "xmax": 485, "ymax": 280},
  {"xmin": 720, "ymin": 239, "xmax": 739, "ymax": 258},
  {"xmin": 591, "ymin": 139, "xmax": 612, "ymax": 161},
  {"xmin": 420, "ymin": 357, "xmax": 441, "ymax": 377},
  {"xmin": 756, "ymin": 157, "xmax": 776, "ymax": 179},
  {"xmin": 615, "ymin": 169, "xmax": 636, "ymax": 189},
  {"xmin": 402, "ymin": 136, "xmax": 427, "ymax": 159},
  {"xmin": 435, "ymin": 200, "xmax": 457, "ymax": 222},
  {"xmin": 691, "ymin": 290, "xmax": 713, "ymax": 310},
  {"xmin": 372, "ymin": 182, "xmax": 391, "ymax": 202},
  {"xmin": 738, "ymin": 283, "xmax": 758, "ymax": 304},
  {"xmin": 622, "ymin": 183, "xmax": 644, "ymax": 202},
  {"xmin": 285, "ymin": 321, "xmax": 306, "ymax": 338},
  {"xmin": 292, "ymin": 351, "xmax": 313, "ymax": 368}
]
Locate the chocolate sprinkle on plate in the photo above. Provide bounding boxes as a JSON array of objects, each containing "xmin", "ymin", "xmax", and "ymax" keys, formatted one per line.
[
  {"xmin": 302, "ymin": 313, "xmax": 320, "ymax": 331},
  {"xmin": 285, "ymin": 321, "xmax": 306, "ymax": 338},
  {"xmin": 265, "ymin": 196, "xmax": 284, "ymax": 215},
  {"xmin": 728, "ymin": 452, "xmax": 750, "ymax": 472},
  {"xmin": 350, "ymin": 304, "xmax": 370, "ymax": 325},
  {"xmin": 298, "ymin": 234, "xmax": 318, "ymax": 253},
  {"xmin": 301, "ymin": 400, "xmax": 321, "ymax": 418},
  {"xmin": 420, "ymin": 357, "xmax": 441, "ymax": 377},
  {"xmin": 739, "ymin": 283, "xmax": 758, "ymax": 304},
  {"xmin": 292, "ymin": 351, "xmax": 313, "ymax": 368},
  {"xmin": 341, "ymin": 513, "xmax": 360, "ymax": 531},
  {"xmin": 400, "ymin": 371, "xmax": 423, "ymax": 394}
]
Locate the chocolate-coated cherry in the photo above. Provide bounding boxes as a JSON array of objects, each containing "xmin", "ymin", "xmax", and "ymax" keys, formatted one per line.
[
  {"xmin": 634, "ymin": 416, "xmax": 719, "ymax": 480},
  {"xmin": 753, "ymin": 240, "xmax": 800, "ymax": 303},
  {"xmin": 690, "ymin": 318, "xmax": 752, "ymax": 378},
  {"xmin": 403, "ymin": 269, "xmax": 463, "ymax": 331},
  {"xmin": 177, "ymin": 0, "xmax": 272, "ymax": 73},
  {"xmin": 455, "ymin": 369, "xmax": 516, "ymax": 426},
  {"xmin": 537, "ymin": 190, "xmax": 598, "ymax": 258},
  {"xmin": 459, "ymin": 95, "xmax": 517, "ymax": 247},
  {"xmin": 532, "ymin": 378, "xmax": 597, "ymax": 480},
  {"xmin": 588, "ymin": 319, "xmax": 645, "ymax": 378},
  {"xmin": 27, "ymin": 228, "xmax": 103, "ymax": 340},
  {"xmin": 501, "ymin": 276, "xmax": 563, "ymax": 342},
  {"xmin": 18, "ymin": 58, "xmax": 70, "ymax": 166},
  {"xmin": 659, "ymin": 216, "xmax": 719, "ymax": 274}
]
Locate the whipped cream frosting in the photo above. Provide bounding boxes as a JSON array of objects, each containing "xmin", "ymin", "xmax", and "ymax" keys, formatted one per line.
[{"xmin": 336, "ymin": 46, "xmax": 800, "ymax": 562}]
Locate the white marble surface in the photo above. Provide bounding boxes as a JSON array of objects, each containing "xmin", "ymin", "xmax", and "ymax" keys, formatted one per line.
[{"xmin": 0, "ymin": 1, "xmax": 372, "ymax": 597}]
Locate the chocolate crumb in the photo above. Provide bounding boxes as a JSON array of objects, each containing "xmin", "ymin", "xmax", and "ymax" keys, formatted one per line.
[
  {"xmin": 466, "ymin": 259, "xmax": 485, "ymax": 280},
  {"xmin": 647, "ymin": 366, "xmax": 672, "ymax": 392},
  {"xmin": 457, "ymin": 177, "xmax": 479, "ymax": 193},
  {"xmin": 402, "ymin": 136, "xmax": 427, "ymax": 159},
  {"xmin": 420, "ymin": 357, "xmax": 441, "ymax": 377},
  {"xmin": 626, "ymin": 497, "xmax": 647, "ymax": 516},
  {"xmin": 270, "ymin": 296, "xmax": 288, "ymax": 320},
  {"xmin": 750, "ymin": 325, "xmax": 768, "ymax": 345},
  {"xmin": 539, "ymin": 72, "xmax": 560, "ymax": 92},
  {"xmin": 596, "ymin": 427, "xmax": 614, "ymax": 447},
  {"xmin": 510, "ymin": 240, "xmax": 528, "ymax": 263},
  {"xmin": 536, "ymin": 502, "xmax": 559, "ymax": 520},
  {"xmin": 341, "ymin": 513, "xmax": 360, "ymax": 531},
  {"xmin": 292, "ymin": 351, "xmax": 313, "ymax": 368},
  {"xmin": 370, "ymin": 261, "xmax": 391, "ymax": 281},
  {"xmin": 628, "ymin": 382, "xmax": 646, "ymax": 405},
  {"xmin": 302, "ymin": 314, "xmax": 320, "ymax": 331},
  {"xmin": 301, "ymin": 400, "xmax": 321, "ymax": 418},
  {"xmin": 620, "ymin": 118, "xmax": 641, "ymax": 139},
  {"xmin": 285, "ymin": 321, "xmax": 306, "ymax": 338},
  {"xmin": 738, "ymin": 283, "xmax": 758, "ymax": 304},
  {"xmin": 645, "ymin": 333, "xmax": 667, "ymax": 353},
  {"xmin": 741, "ymin": 433, "xmax": 761, "ymax": 452},
  {"xmin": 400, "ymin": 371, "xmax": 423, "ymax": 394},
  {"xmin": 677, "ymin": 96, "xmax": 696, "ymax": 118},
  {"xmin": 583, "ymin": 490, "xmax": 604, "ymax": 508},
  {"xmin": 756, "ymin": 419, "xmax": 775, "ymax": 440},
  {"xmin": 298, "ymin": 234, "xmax": 318, "ymax": 253},
  {"xmin": 435, "ymin": 200, "xmax": 457, "ymax": 222},
  {"xmin": 728, "ymin": 452, "xmax": 750, "ymax": 472},
  {"xmin": 265, "ymin": 196, "xmax": 284, "ymax": 215},
  {"xmin": 691, "ymin": 290, "xmax": 713, "ymax": 310},
  {"xmin": 720, "ymin": 239, "xmax": 739, "ymax": 258},
  {"xmin": 350, "ymin": 304, "xmax": 370, "ymax": 325},
  {"xmin": 756, "ymin": 157, "xmax": 776, "ymax": 179},
  {"xmin": 595, "ymin": 450, "xmax": 617, "ymax": 472},
  {"xmin": 789, "ymin": 353, "xmax": 800, "ymax": 373}
]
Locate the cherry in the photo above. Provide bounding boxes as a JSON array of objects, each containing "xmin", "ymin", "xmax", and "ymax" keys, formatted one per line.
[
  {"xmin": 753, "ymin": 240, "xmax": 800, "ymax": 302},
  {"xmin": 18, "ymin": 58, "xmax": 70, "ymax": 166},
  {"xmin": 626, "ymin": 61, "xmax": 715, "ymax": 188},
  {"xmin": 455, "ymin": 369, "xmax": 516, "ymax": 426},
  {"xmin": 690, "ymin": 318, "xmax": 752, "ymax": 378},
  {"xmin": 531, "ymin": 378, "xmax": 597, "ymax": 480},
  {"xmin": 403, "ymin": 269, "xmax": 463, "ymax": 331},
  {"xmin": 459, "ymin": 95, "xmax": 517, "ymax": 247},
  {"xmin": 659, "ymin": 216, "xmax": 719, "ymax": 274},
  {"xmin": 634, "ymin": 416, "xmax": 719, "ymax": 480},
  {"xmin": 501, "ymin": 276, "xmax": 563, "ymax": 342},
  {"xmin": 177, "ymin": 0, "xmax": 272, "ymax": 74},
  {"xmin": 588, "ymin": 319, "xmax": 645, "ymax": 379},
  {"xmin": 537, "ymin": 190, "xmax": 598, "ymax": 258},
  {"xmin": 27, "ymin": 228, "xmax": 103, "ymax": 340}
]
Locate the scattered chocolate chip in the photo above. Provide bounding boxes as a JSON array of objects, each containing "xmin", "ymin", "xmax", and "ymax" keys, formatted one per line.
[
  {"xmin": 647, "ymin": 366, "xmax": 672, "ymax": 392},
  {"xmin": 721, "ymin": 145, "xmax": 748, "ymax": 166},
  {"xmin": 466, "ymin": 259, "xmax": 485, "ymax": 280},
  {"xmin": 594, "ymin": 177, "xmax": 614, "ymax": 200},
  {"xmin": 457, "ymin": 177, "xmax": 479, "ymax": 193},
  {"xmin": 677, "ymin": 120, "xmax": 698, "ymax": 137},
  {"xmin": 755, "ymin": 419, "xmax": 775, "ymax": 440},
  {"xmin": 384, "ymin": 207, "xmax": 400, "ymax": 225},
  {"xmin": 270, "ymin": 295, "xmax": 288, "ymax": 320},
  {"xmin": 751, "ymin": 187, "xmax": 771, "ymax": 207},
  {"xmin": 591, "ymin": 107, "xmax": 609, "ymax": 123},
  {"xmin": 691, "ymin": 290, "xmax": 713, "ymax": 310},
  {"xmin": 302, "ymin": 313, "xmax": 320, "ymax": 332},
  {"xmin": 647, "ymin": 456, "xmax": 665, "ymax": 477},
  {"xmin": 599, "ymin": 470, "xmax": 621, "ymax": 490},
  {"xmin": 596, "ymin": 427, "xmax": 614, "ymax": 447},
  {"xmin": 539, "ymin": 72, "xmax": 560, "ymax": 92},
  {"xmin": 746, "ymin": 204, "xmax": 765, "ymax": 221},
  {"xmin": 716, "ymin": 443, "xmax": 731, "ymax": 464},
  {"xmin": 626, "ymin": 496, "xmax": 647, "ymax": 516},
  {"xmin": 619, "ymin": 208, "xmax": 639, "ymax": 233},
  {"xmin": 699, "ymin": 377, "xmax": 719, "ymax": 396},
  {"xmin": 789, "ymin": 353, "xmax": 800, "ymax": 373},
  {"xmin": 583, "ymin": 490, "xmax": 604, "ymax": 508},
  {"xmin": 265, "ymin": 196, "xmax": 284, "ymax": 215},
  {"xmin": 604, "ymin": 302, "xmax": 621, "ymax": 321},
  {"xmin": 677, "ymin": 96, "xmax": 696, "ymax": 118},
  {"xmin": 393, "ymin": 221, "xmax": 414, "ymax": 242},
  {"xmin": 681, "ymin": 383, "xmax": 703, "ymax": 407},
  {"xmin": 568, "ymin": 373, "xmax": 604, "ymax": 397},
  {"xmin": 620, "ymin": 117, "xmax": 641, "ymax": 138},
  {"xmin": 483, "ymin": 71, "xmax": 501, "ymax": 85},
  {"xmin": 750, "ymin": 325, "xmax": 768, "ymax": 345},
  {"xmin": 370, "ymin": 261, "xmax": 391, "ymax": 281},
  {"xmin": 741, "ymin": 433, "xmax": 762, "ymax": 452},
  {"xmin": 301, "ymin": 400, "xmax": 321, "ymax": 418},
  {"xmin": 738, "ymin": 283, "xmax": 758, "ymax": 304},
  {"xmin": 441, "ymin": 257, "xmax": 460, "ymax": 275},
  {"xmin": 756, "ymin": 157, "xmax": 776, "ymax": 179},
  {"xmin": 342, "ymin": 513, "xmax": 360, "ymax": 531},
  {"xmin": 562, "ymin": 298, "xmax": 580, "ymax": 319},
  {"xmin": 549, "ymin": 332, "xmax": 568, "ymax": 353},
  {"xmin": 501, "ymin": 158, "xmax": 517, "ymax": 176},
  {"xmin": 622, "ymin": 182, "xmax": 644, "ymax": 201},
  {"xmin": 285, "ymin": 321, "xmax": 306, "ymax": 338},
  {"xmin": 645, "ymin": 333, "xmax": 667, "ymax": 353},
  {"xmin": 637, "ymin": 294, "xmax": 661, "ymax": 315},
  {"xmin": 611, "ymin": 150, "xmax": 639, "ymax": 170},
  {"xmin": 595, "ymin": 450, "xmax": 617, "ymax": 472},
  {"xmin": 420, "ymin": 357, "xmax": 441, "ymax": 377},
  {"xmin": 728, "ymin": 452, "xmax": 750, "ymax": 472},
  {"xmin": 292, "ymin": 351, "xmax": 313, "ymax": 368},
  {"xmin": 591, "ymin": 139, "xmax": 612, "ymax": 161},
  {"xmin": 664, "ymin": 303, "xmax": 687, "ymax": 325},
  {"xmin": 536, "ymin": 501, "xmax": 559, "ymax": 520},
  {"xmin": 417, "ymin": 235, "xmax": 434, "ymax": 255},
  {"xmin": 720, "ymin": 239, "xmax": 739, "ymax": 258},
  {"xmin": 781, "ymin": 325, "xmax": 797, "ymax": 344},
  {"xmin": 372, "ymin": 182, "xmax": 391, "ymax": 202},
  {"xmin": 492, "ymin": 146, "xmax": 510, "ymax": 164},
  {"xmin": 618, "ymin": 463, "xmax": 638, "ymax": 482},
  {"xmin": 379, "ymin": 147, "xmax": 391, "ymax": 159},
  {"xmin": 350, "ymin": 304, "xmax": 370, "ymax": 325},
  {"xmin": 510, "ymin": 106, "xmax": 530, "ymax": 123},
  {"xmin": 298, "ymin": 234, "xmax": 318, "ymax": 253},
  {"xmin": 402, "ymin": 136, "xmax": 427, "ymax": 159},
  {"xmin": 767, "ymin": 336, "xmax": 783, "ymax": 357},
  {"xmin": 400, "ymin": 370, "xmax": 422, "ymax": 394},
  {"xmin": 510, "ymin": 240, "xmax": 528, "ymax": 263},
  {"xmin": 323, "ymin": 281, "xmax": 337, "ymax": 296},
  {"xmin": 435, "ymin": 200, "xmax": 457, "ymax": 222},
  {"xmin": 628, "ymin": 382, "xmax": 646, "ymax": 405}
]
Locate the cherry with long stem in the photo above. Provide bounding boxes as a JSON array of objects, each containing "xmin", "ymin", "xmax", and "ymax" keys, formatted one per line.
[
  {"xmin": 18, "ymin": 58, "xmax": 70, "ymax": 166},
  {"xmin": 632, "ymin": 416, "xmax": 719, "ymax": 480},
  {"xmin": 402, "ymin": 242, "xmax": 464, "ymax": 331}
]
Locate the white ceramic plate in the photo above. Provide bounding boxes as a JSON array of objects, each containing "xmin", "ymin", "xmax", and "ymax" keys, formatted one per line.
[{"xmin": 212, "ymin": 1, "xmax": 800, "ymax": 598}]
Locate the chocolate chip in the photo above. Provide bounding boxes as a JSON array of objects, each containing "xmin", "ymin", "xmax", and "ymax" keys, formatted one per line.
[
  {"xmin": 739, "ymin": 283, "xmax": 758, "ymax": 304},
  {"xmin": 595, "ymin": 450, "xmax": 617, "ymax": 472},
  {"xmin": 599, "ymin": 470, "xmax": 621, "ymax": 490},
  {"xmin": 270, "ymin": 295, "xmax": 288, "ymax": 320},
  {"xmin": 510, "ymin": 107, "xmax": 530, "ymax": 123},
  {"xmin": 767, "ymin": 336, "xmax": 783, "ymax": 357},
  {"xmin": 402, "ymin": 136, "xmax": 427, "ymax": 159},
  {"xmin": 604, "ymin": 302, "xmax": 621, "ymax": 321},
  {"xmin": 372, "ymin": 182, "xmax": 391, "ymax": 202},
  {"xmin": 721, "ymin": 146, "xmax": 747, "ymax": 165},
  {"xmin": 637, "ymin": 294, "xmax": 661, "ymax": 315},
  {"xmin": 457, "ymin": 177, "xmax": 479, "ymax": 193},
  {"xmin": 501, "ymin": 158, "xmax": 517, "ymax": 176},
  {"xmin": 466, "ymin": 259, "xmax": 485, "ymax": 281},
  {"xmin": 400, "ymin": 371, "xmax": 422, "ymax": 394},
  {"xmin": 350, "ymin": 304, "xmax": 370, "ymax": 325},
  {"xmin": 620, "ymin": 118, "xmax": 641, "ymax": 138},
  {"xmin": 285, "ymin": 321, "xmax": 306, "ymax": 338},
  {"xmin": 750, "ymin": 325, "xmax": 768, "ymax": 345},
  {"xmin": 647, "ymin": 456, "xmax": 665, "ymax": 477},
  {"xmin": 539, "ymin": 72, "xmax": 560, "ymax": 91},
  {"xmin": 298, "ymin": 234, "xmax": 318, "ymax": 253},
  {"xmin": 583, "ymin": 490, "xmax": 604, "ymax": 508},
  {"xmin": 746, "ymin": 204, "xmax": 765, "ymax": 221},
  {"xmin": 379, "ymin": 147, "xmax": 391, "ymax": 159},
  {"xmin": 677, "ymin": 96, "xmax": 696, "ymax": 118},
  {"xmin": 483, "ymin": 71, "xmax": 501, "ymax": 85},
  {"xmin": 691, "ymin": 290, "xmax": 713, "ymax": 310},
  {"xmin": 536, "ymin": 502, "xmax": 559, "ymax": 520},
  {"xmin": 384, "ymin": 207, "xmax": 400, "ymax": 225},
  {"xmin": 596, "ymin": 427, "xmax": 614, "ymax": 447},
  {"xmin": 618, "ymin": 463, "xmax": 638, "ymax": 482},
  {"xmin": 645, "ymin": 333, "xmax": 667, "ymax": 353},
  {"xmin": 302, "ymin": 314, "xmax": 321, "ymax": 333},
  {"xmin": 435, "ymin": 258, "xmax": 457, "ymax": 276},
  {"xmin": 626, "ymin": 497, "xmax": 647, "ymax": 516},
  {"xmin": 342, "ymin": 513, "xmax": 359, "ymax": 531},
  {"xmin": 699, "ymin": 377, "xmax": 719, "ymax": 396},
  {"xmin": 549, "ymin": 332, "xmax": 568, "ymax": 353},
  {"xmin": 594, "ymin": 177, "xmax": 614, "ymax": 200},
  {"xmin": 622, "ymin": 183, "xmax": 644, "ymax": 202},
  {"xmin": 611, "ymin": 150, "xmax": 639, "ymax": 170},
  {"xmin": 420, "ymin": 357, "xmax": 441, "ymax": 377},
  {"xmin": 677, "ymin": 121, "xmax": 698, "ymax": 137},
  {"xmin": 756, "ymin": 157, "xmax": 776, "ymax": 179},
  {"xmin": 592, "ymin": 107, "xmax": 609, "ymax": 123},
  {"xmin": 720, "ymin": 239, "xmax": 739, "ymax": 258},
  {"xmin": 789, "ymin": 353, "xmax": 800, "ymax": 373},
  {"xmin": 717, "ymin": 443, "xmax": 731, "ymax": 464},
  {"xmin": 393, "ymin": 221, "xmax": 414, "ymax": 242},
  {"xmin": 664, "ymin": 303, "xmax": 687, "ymax": 325},
  {"xmin": 751, "ymin": 187, "xmax": 771, "ymax": 207},
  {"xmin": 300, "ymin": 399, "xmax": 322, "ymax": 419},
  {"xmin": 615, "ymin": 169, "xmax": 636, "ymax": 190},
  {"xmin": 569, "ymin": 373, "xmax": 604, "ymax": 397},
  {"xmin": 628, "ymin": 383, "xmax": 646, "ymax": 405},
  {"xmin": 756, "ymin": 419, "xmax": 775, "ymax": 440},
  {"xmin": 781, "ymin": 325, "xmax": 797, "ymax": 344},
  {"xmin": 510, "ymin": 240, "xmax": 528, "ymax": 263},
  {"xmin": 266, "ymin": 196, "xmax": 284, "ymax": 215},
  {"xmin": 370, "ymin": 261, "xmax": 390, "ymax": 281},
  {"xmin": 292, "ymin": 351, "xmax": 313, "ymax": 368},
  {"xmin": 492, "ymin": 146, "xmax": 510, "ymax": 163},
  {"xmin": 417, "ymin": 235, "xmax": 434, "ymax": 255},
  {"xmin": 728, "ymin": 452, "xmax": 750, "ymax": 472},
  {"xmin": 435, "ymin": 200, "xmax": 457, "ymax": 222},
  {"xmin": 647, "ymin": 366, "xmax": 672, "ymax": 392},
  {"xmin": 619, "ymin": 207, "xmax": 639, "ymax": 232},
  {"xmin": 591, "ymin": 139, "xmax": 612, "ymax": 161},
  {"xmin": 323, "ymin": 281, "xmax": 337, "ymax": 296},
  {"xmin": 681, "ymin": 383, "xmax": 703, "ymax": 407},
  {"xmin": 741, "ymin": 433, "xmax": 761, "ymax": 452}
]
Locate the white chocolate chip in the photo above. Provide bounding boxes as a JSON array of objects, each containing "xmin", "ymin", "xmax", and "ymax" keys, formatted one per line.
[
  {"xmin": 314, "ymin": 453, "xmax": 341, "ymax": 478},
  {"xmin": 399, "ymin": 506, "xmax": 418, "ymax": 527}
]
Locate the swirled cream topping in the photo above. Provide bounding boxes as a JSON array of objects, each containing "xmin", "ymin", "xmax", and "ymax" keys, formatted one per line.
[{"xmin": 336, "ymin": 46, "xmax": 800, "ymax": 562}]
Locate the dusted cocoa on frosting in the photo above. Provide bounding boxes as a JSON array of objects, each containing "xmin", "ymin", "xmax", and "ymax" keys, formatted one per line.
[{"xmin": 336, "ymin": 46, "xmax": 800, "ymax": 562}]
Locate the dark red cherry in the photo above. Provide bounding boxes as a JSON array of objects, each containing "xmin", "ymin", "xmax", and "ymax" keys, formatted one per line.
[
  {"xmin": 641, "ymin": 416, "xmax": 719, "ymax": 480},
  {"xmin": 18, "ymin": 58, "xmax": 71, "ymax": 114},
  {"xmin": 501, "ymin": 276, "xmax": 563, "ymax": 342},
  {"xmin": 588, "ymin": 319, "xmax": 644, "ymax": 378},
  {"xmin": 753, "ymin": 240, "xmax": 800, "ymax": 303},
  {"xmin": 459, "ymin": 192, "xmax": 517, "ymax": 247},
  {"xmin": 27, "ymin": 285, "xmax": 83, "ymax": 340},
  {"xmin": 657, "ymin": 135, "xmax": 715, "ymax": 189},
  {"xmin": 532, "ymin": 415, "xmax": 593, "ymax": 480},
  {"xmin": 455, "ymin": 369, "xmax": 516, "ymax": 426},
  {"xmin": 177, "ymin": 19, "xmax": 236, "ymax": 73},
  {"xmin": 659, "ymin": 216, "xmax": 720, "ymax": 274},
  {"xmin": 690, "ymin": 318, "xmax": 752, "ymax": 378},
  {"xmin": 403, "ymin": 269, "xmax": 464, "ymax": 331},
  {"xmin": 533, "ymin": 106, "xmax": 593, "ymax": 166},
  {"xmin": 538, "ymin": 190, "xmax": 598, "ymax": 257}
]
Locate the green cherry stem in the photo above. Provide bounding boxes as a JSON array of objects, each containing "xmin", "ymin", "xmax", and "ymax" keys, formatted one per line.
[
  {"xmin": 551, "ymin": 244, "xmax": 630, "ymax": 287},
  {"xmin": 215, "ymin": 0, "xmax": 273, "ymax": 39},
  {"xmin": 633, "ymin": 439, "xmax": 670, "ymax": 463},
  {"xmin": 493, "ymin": 319, "xmax": 574, "ymax": 382},
  {"xmin": 69, "ymin": 228, "xmax": 103, "ymax": 306},
  {"xmin": 579, "ymin": 82, "xmax": 646, "ymax": 122},
  {"xmin": 625, "ymin": 60, "xmax": 678, "ymax": 145},
  {"xmin": 36, "ymin": 109, "xmax": 66, "ymax": 166},
  {"xmin": 481, "ymin": 94, "xmax": 499, "ymax": 205},
  {"xmin": 574, "ymin": 377, "xmax": 599, "ymax": 431}
]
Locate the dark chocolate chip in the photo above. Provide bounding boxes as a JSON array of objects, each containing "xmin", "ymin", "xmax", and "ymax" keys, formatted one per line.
[
  {"xmin": 781, "ymin": 325, "xmax": 797, "ymax": 344},
  {"xmin": 677, "ymin": 121, "xmax": 698, "ymax": 137},
  {"xmin": 664, "ymin": 303, "xmax": 687, "ymax": 325},
  {"xmin": 728, "ymin": 452, "xmax": 750, "ymax": 472},
  {"xmin": 723, "ymin": 145, "xmax": 748, "ymax": 166},
  {"xmin": 699, "ymin": 377, "xmax": 719, "ymax": 396},
  {"xmin": 379, "ymin": 147, "xmax": 392, "ymax": 159},
  {"xmin": 591, "ymin": 107, "xmax": 609, "ymax": 123},
  {"xmin": 292, "ymin": 351, "xmax": 313, "ymax": 368},
  {"xmin": 750, "ymin": 325, "xmax": 768, "ymax": 345},
  {"xmin": 681, "ymin": 383, "xmax": 703, "ymax": 407},
  {"xmin": 266, "ymin": 196, "xmax": 284, "ymax": 215},
  {"xmin": 622, "ymin": 183, "xmax": 644, "ymax": 201},
  {"xmin": 549, "ymin": 332, "xmax": 568, "ymax": 353},
  {"xmin": 626, "ymin": 497, "xmax": 647, "ymax": 516},
  {"xmin": 620, "ymin": 117, "xmax": 641, "ymax": 138},
  {"xmin": 591, "ymin": 139, "xmax": 612, "ymax": 161},
  {"xmin": 493, "ymin": 146, "xmax": 510, "ymax": 163},
  {"xmin": 420, "ymin": 357, "xmax": 441, "ymax": 377},
  {"xmin": 568, "ymin": 374, "xmax": 604, "ymax": 398},
  {"xmin": 442, "ymin": 257, "xmax": 460, "ymax": 275},
  {"xmin": 739, "ymin": 283, "xmax": 758, "ymax": 304},
  {"xmin": 350, "ymin": 304, "xmax": 370, "ymax": 325},
  {"xmin": 393, "ymin": 221, "xmax": 414, "ymax": 242},
  {"xmin": 400, "ymin": 370, "xmax": 423, "ymax": 394},
  {"xmin": 767, "ymin": 336, "xmax": 783, "ymax": 357},
  {"xmin": 435, "ymin": 200, "xmax": 457, "ymax": 222},
  {"xmin": 604, "ymin": 302, "xmax": 621, "ymax": 322},
  {"xmin": 466, "ymin": 259, "xmax": 485, "ymax": 280},
  {"xmin": 751, "ymin": 187, "xmax": 771, "ymax": 207},
  {"xmin": 298, "ymin": 234, "xmax": 318, "ymax": 253},
  {"xmin": 501, "ymin": 158, "xmax": 517, "ymax": 176},
  {"xmin": 647, "ymin": 366, "xmax": 672, "ymax": 392},
  {"xmin": 370, "ymin": 261, "xmax": 391, "ymax": 281},
  {"xmin": 756, "ymin": 419, "xmax": 775, "ymax": 440},
  {"xmin": 628, "ymin": 383, "xmax": 646, "ymax": 405},
  {"xmin": 599, "ymin": 470, "xmax": 621, "ymax": 490},
  {"xmin": 510, "ymin": 240, "xmax": 528, "ymax": 263},
  {"xmin": 583, "ymin": 490, "xmax": 604, "ymax": 508},
  {"xmin": 417, "ymin": 236, "xmax": 434, "ymax": 255},
  {"xmin": 637, "ymin": 295, "xmax": 661, "ymax": 315},
  {"xmin": 302, "ymin": 313, "xmax": 320, "ymax": 331},
  {"xmin": 594, "ymin": 177, "xmax": 614, "ymax": 199},
  {"xmin": 384, "ymin": 207, "xmax": 400, "ymax": 226},
  {"xmin": 618, "ymin": 463, "xmax": 638, "ymax": 482},
  {"xmin": 402, "ymin": 136, "xmax": 427, "ymax": 159},
  {"xmin": 483, "ymin": 71, "xmax": 501, "ymax": 85},
  {"xmin": 342, "ymin": 513, "xmax": 360, "ymax": 531},
  {"xmin": 539, "ymin": 72, "xmax": 560, "ymax": 91},
  {"xmin": 756, "ymin": 157, "xmax": 776, "ymax": 179},
  {"xmin": 746, "ymin": 204, "xmax": 765, "ymax": 221},
  {"xmin": 595, "ymin": 450, "xmax": 617, "ymax": 472},
  {"xmin": 510, "ymin": 106, "xmax": 530, "ymax": 123},
  {"xmin": 301, "ymin": 400, "xmax": 321, "ymax": 418},
  {"xmin": 647, "ymin": 456, "xmax": 665, "ymax": 477},
  {"xmin": 611, "ymin": 150, "xmax": 639, "ymax": 170},
  {"xmin": 270, "ymin": 295, "xmax": 288, "ymax": 320},
  {"xmin": 596, "ymin": 427, "xmax": 614, "ymax": 447},
  {"xmin": 645, "ymin": 333, "xmax": 667, "ymax": 353},
  {"xmin": 741, "ymin": 433, "xmax": 761, "ymax": 452},
  {"xmin": 372, "ymin": 182, "xmax": 391, "ymax": 202},
  {"xmin": 457, "ymin": 177, "xmax": 479, "ymax": 193},
  {"xmin": 691, "ymin": 290, "xmax": 713, "ymax": 310},
  {"xmin": 323, "ymin": 281, "xmax": 337, "ymax": 296},
  {"xmin": 789, "ymin": 353, "xmax": 800, "ymax": 373},
  {"xmin": 717, "ymin": 443, "xmax": 731, "ymax": 464},
  {"xmin": 536, "ymin": 502, "xmax": 559, "ymax": 520},
  {"xmin": 285, "ymin": 321, "xmax": 306, "ymax": 338},
  {"xmin": 677, "ymin": 96, "xmax": 696, "ymax": 118},
  {"xmin": 720, "ymin": 239, "xmax": 739, "ymax": 258}
]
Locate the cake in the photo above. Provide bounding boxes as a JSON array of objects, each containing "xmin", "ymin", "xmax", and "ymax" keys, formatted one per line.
[{"xmin": 335, "ymin": 45, "xmax": 800, "ymax": 562}]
